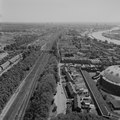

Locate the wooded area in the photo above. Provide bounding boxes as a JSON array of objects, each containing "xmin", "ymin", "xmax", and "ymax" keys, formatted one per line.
[
  {"xmin": 4, "ymin": 34, "xmax": 39, "ymax": 51},
  {"xmin": 23, "ymin": 55, "xmax": 59, "ymax": 120},
  {"xmin": 0, "ymin": 46, "xmax": 41, "ymax": 113},
  {"xmin": 51, "ymin": 112, "xmax": 113, "ymax": 120}
]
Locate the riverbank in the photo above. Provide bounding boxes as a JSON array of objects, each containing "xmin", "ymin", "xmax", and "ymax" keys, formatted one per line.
[
  {"xmin": 91, "ymin": 27, "xmax": 120, "ymax": 45},
  {"xmin": 111, "ymin": 29, "xmax": 120, "ymax": 34},
  {"xmin": 102, "ymin": 32, "xmax": 120, "ymax": 40}
]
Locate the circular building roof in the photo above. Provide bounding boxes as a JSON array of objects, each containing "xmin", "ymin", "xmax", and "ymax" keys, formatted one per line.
[{"xmin": 102, "ymin": 65, "xmax": 120, "ymax": 84}]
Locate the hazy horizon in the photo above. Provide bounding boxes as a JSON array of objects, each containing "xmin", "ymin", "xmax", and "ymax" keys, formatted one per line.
[{"xmin": 1, "ymin": 0, "xmax": 120, "ymax": 23}]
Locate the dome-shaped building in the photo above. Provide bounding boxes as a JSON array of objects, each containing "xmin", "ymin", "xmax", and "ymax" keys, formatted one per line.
[{"xmin": 98, "ymin": 65, "xmax": 120, "ymax": 96}]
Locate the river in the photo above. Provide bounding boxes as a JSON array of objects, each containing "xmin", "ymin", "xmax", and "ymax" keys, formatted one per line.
[{"xmin": 90, "ymin": 27, "xmax": 120, "ymax": 45}]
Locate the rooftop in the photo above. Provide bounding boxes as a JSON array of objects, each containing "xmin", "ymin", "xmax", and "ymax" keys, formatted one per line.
[
  {"xmin": 74, "ymin": 94, "xmax": 81, "ymax": 109},
  {"xmin": 102, "ymin": 65, "xmax": 120, "ymax": 84},
  {"xmin": 110, "ymin": 100, "xmax": 120, "ymax": 110}
]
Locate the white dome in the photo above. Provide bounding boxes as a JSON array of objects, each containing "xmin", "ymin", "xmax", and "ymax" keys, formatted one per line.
[{"xmin": 102, "ymin": 65, "xmax": 120, "ymax": 84}]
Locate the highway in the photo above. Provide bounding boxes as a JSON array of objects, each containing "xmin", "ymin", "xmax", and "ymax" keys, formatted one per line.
[{"xmin": 0, "ymin": 30, "xmax": 63, "ymax": 120}]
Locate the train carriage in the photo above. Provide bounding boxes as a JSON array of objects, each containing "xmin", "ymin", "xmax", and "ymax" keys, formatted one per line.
[{"xmin": 1, "ymin": 61, "xmax": 10, "ymax": 70}]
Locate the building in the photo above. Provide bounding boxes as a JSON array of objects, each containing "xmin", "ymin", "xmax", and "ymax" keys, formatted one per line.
[
  {"xmin": 98, "ymin": 65, "xmax": 120, "ymax": 96},
  {"xmin": 66, "ymin": 71, "xmax": 73, "ymax": 82},
  {"xmin": 73, "ymin": 94, "xmax": 81, "ymax": 112},
  {"xmin": 61, "ymin": 57, "xmax": 91, "ymax": 64},
  {"xmin": 110, "ymin": 100, "xmax": 120, "ymax": 110},
  {"xmin": 90, "ymin": 59, "xmax": 101, "ymax": 65},
  {"xmin": 66, "ymin": 82, "xmax": 76, "ymax": 98}
]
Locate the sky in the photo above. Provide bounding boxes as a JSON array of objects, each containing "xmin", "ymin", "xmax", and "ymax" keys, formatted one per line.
[{"xmin": 1, "ymin": 0, "xmax": 120, "ymax": 23}]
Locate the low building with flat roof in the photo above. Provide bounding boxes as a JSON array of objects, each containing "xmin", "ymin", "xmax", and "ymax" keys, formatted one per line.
[{"xmin": 110, "ymin": 100, "xmax": 120, "ymax": 110}]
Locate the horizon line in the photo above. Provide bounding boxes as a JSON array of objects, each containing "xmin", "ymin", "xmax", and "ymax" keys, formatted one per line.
[{"xmin": 1, "ymin": 21, "xmax": 120, "ymax": 24}]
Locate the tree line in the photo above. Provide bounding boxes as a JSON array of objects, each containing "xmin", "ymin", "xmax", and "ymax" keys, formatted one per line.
[
  {"xmin": 23, "ymin": 55, "xmax": 59, "ymax": 120},
  {"xmin": 51, "ymin": 112, "xmax": 113, "ymax": 120},
  {"xmin": 4, "ymin": 34, "xmax": 39, "ymax": 51}
]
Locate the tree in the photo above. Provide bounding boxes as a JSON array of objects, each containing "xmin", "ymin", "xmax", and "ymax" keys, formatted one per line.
[
  {"xmin": 51, "ymin": 112, "xmax": 113, "ymax": 120},
  {"xmin": 23, "ymin": 54, "xmax": 58, "ymax": 120}
]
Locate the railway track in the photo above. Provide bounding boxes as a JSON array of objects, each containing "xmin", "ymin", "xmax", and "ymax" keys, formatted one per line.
[
  {"xmin": 14, "ymin": 53, "xmax": 50, "ymax": 120},
  {"xmin": 1, "ymin": 30, "xmax": 63, "ymax": 120},
  {"xmin": 2, "ymin": 51, "xmax": 49, "ymax": 120}
]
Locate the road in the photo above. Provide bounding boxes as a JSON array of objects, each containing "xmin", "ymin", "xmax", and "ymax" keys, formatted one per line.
[{"xmin": 54, "ymin": 63, "xmax": 67, "ymax": 115}]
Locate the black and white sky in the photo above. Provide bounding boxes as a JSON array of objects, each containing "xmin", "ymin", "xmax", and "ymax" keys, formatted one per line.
[{"xmin": 1, "ymin": 0, "xmax": 120, "ymax": 23}]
